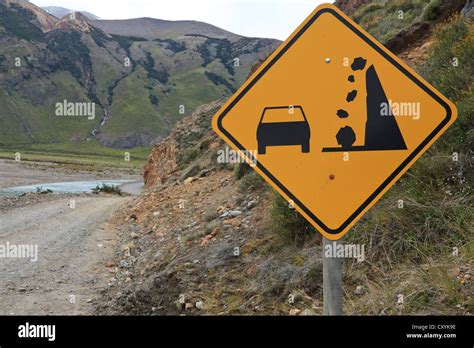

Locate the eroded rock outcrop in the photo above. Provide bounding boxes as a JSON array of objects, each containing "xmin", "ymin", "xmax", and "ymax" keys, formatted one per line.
[{"xmin": 143, "ymin": 100, "xmax": 224, "ymax": 188}]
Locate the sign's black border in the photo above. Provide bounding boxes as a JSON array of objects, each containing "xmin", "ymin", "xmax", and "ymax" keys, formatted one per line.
[{"xmin": 217, "ymin": 7, "xmax": 453, "ymax": 235}]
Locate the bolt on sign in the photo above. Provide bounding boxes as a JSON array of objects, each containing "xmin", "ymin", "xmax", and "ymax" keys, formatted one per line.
[{"xmin": 212, "ymin": 4, "xmax": 457, "ymax": 240}]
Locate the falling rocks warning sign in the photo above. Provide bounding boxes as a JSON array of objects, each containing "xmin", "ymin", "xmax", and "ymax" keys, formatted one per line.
[{"xmin": 212, "ymin": 3, "xmax": 458, "ymax": 240}]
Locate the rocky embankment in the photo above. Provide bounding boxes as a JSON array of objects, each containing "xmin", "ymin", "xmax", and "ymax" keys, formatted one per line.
[
  {"xmin": 96, "ymin": 1, "xmax": 473, "ymax": 316},
  {"xmin": 97, "ymin": 100, "xmax": 324, "ymax": 315}
]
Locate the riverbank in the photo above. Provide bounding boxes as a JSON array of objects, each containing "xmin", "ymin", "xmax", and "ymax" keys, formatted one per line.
[
  {"xmin": 0, "ymin": 143, "xmax": 151, "ymax": 172},
  {"xmin": 0, "ymin": 159, "xmax": 142, "ymax": 189}
]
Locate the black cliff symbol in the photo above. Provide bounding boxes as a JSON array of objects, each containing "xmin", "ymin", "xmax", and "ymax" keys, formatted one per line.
[{"xmin": 323, "ymin": 59, "xmax": 407, "ymax": 153}]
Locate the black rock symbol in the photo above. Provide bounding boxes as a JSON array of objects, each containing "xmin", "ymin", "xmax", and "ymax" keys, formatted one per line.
[
  {"xmin": 336, "ymin": 126, "xmax": 356, "ymax": 149},
  {"xmin": 337, "ymin": 109, "xmax": 349, "ymax": 118},
  {"xmin": 351, "ymin": 57, "xmax": 367, "ymax": 71},
  {"xmin": 346, "ymin": 90, "xmax": 358, "ymax": 102}
]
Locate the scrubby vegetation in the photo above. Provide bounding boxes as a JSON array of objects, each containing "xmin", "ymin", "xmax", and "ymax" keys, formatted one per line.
[
  {"xmin": 197, "ymin": 43, "xmax": 213, "ymax": 67},
  {"xmin": 215, "ymin": 39, "xmax": 235, "ymax": 75},
  {"xmin": 0, "ymin": 54, "xmax": 6, "ymax": 72},
  {"xmin": 233, "ymin": 162, "xmax": 253, "ymax": 180},
  {"xmin": 35, "ymin": 187, "xmax": 53, "ymax": 194},
  {"xmin": 205, "ymin": 71, "xmax": 236, "ymax": 93},
  {"xmin": 149, "ymin": 94, "xmax": 159, "ymax": 106},
  {"xmin": 177, "ymin": 148, "xmax": 200, "ymax": 169},
  {"xmin": 342, "ymin": 15, "xmax": 473, "ymax": 315},
  {"xmin": 238, "ymin": 171, "xmax": 266, "ymax": 194},
  {"xmin": 46, "ymin": 30, "xmax": 93, "ymax": 81},
  {"xmin": 0, "ymin": 3, "xmax": 44, "ymax": 42},
  {"xmin": 92, "ymin": 183, "xmax": 122, "ymax": 195},
  {"xmin": 353, "ymin": 0, "xmax": 429, "ymax": 42},
  {"xmin": 143, "ymin": 52, "xmax": 169, "ymax": 84},
  {"xmin": 154, "ymin": 38, "xmax": 187, "ymax": 53},
  {"xmin": 197, "ymin": 37, "xmax": 236, "ymax": 75},
  {"xmin": 422, "ymin": 0, "xmax": 444, "ymax": 21},
  {"xmin": 90, "ymin": 27, "xmax": 108, "ymax": 48},
  {"xmin": 270, "ymin": 193, "xmax": 317, "ymax": 247},
  {"xmin": 110, "ymin": 34, "xmax": 147, "ymax": 57}
]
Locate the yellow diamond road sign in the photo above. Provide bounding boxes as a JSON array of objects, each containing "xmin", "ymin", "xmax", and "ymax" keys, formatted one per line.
[{"xmin": 212, "ymin": 3, "xmax": 457, "ymax": 240}]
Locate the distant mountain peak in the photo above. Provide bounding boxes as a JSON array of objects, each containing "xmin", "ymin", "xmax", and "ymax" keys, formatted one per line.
[
  {"xmin": 42, "ymin": 5, "xmax": 100, "ymax": 20},
  {"xmin": 56, "ymin": 10, "xmax": 96, "ymax": 32}
]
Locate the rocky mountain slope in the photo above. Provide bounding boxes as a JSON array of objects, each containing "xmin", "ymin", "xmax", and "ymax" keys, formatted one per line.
[
  {"xmin": 0, "ymin": 0, "xmax": 279, "ymax": 148},
  {"xmin": 96, "ymin": 0, "xmax": 473, "ymax": 316}
]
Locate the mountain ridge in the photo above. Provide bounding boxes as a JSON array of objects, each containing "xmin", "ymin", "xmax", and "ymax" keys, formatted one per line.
[
  {"xmin": 0, "ymin": 0, "xmax": 280, "ymax": 148},
  {"xmin": 92, "ymin": 17, "xmax": 243, "ymax": 42},
  {"xmin": 42, "ymin": 5, "xmax": 100, "ymax": 20}
]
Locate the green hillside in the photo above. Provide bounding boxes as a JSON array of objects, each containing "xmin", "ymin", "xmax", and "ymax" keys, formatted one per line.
[{"xmin": 0, "ymin": 1, "xmax": 279, "ymax": 151}]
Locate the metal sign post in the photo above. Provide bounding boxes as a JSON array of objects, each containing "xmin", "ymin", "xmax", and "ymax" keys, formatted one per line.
[{"xmin": 323, "ymin": 237, "xmax": 343, "ymax": 315}]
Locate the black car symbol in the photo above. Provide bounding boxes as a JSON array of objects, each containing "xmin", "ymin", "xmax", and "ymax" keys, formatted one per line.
[{"xmin": 257, "ymin": 106, "xmax": 311, "ymax": 155}]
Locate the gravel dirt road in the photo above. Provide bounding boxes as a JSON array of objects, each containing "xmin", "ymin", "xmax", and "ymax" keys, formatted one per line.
[{"xmin": 0, "ymin": 195, "xmax": 131, "ymax": 315}]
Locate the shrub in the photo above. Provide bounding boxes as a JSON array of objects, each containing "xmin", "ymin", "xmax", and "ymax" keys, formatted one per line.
[
  {"xmin": 215, "ymin": 39, "xmax": 235, "ymax": 75},
  {"xmin": 238, "ymin": 171, "xmax": 266, "ymax": 193},
  {"xmin": 421, "ymin": 0, "xmax": 443, "ymax": 21},
  {"xmin": 204, "ymin": 210, "xmax": 219, "ymax": 222},
  {"xmin": 205, "ymin": 71, "xmax": 236, "ymax": 93},
  {"xmin": 90, "ymin": 28, "xmax": 108, "ymax": 48},
  {"xmin": 0, "ymin": 54, "xmax": 6, "ymax": 72},
  {"xmin": 143, "ymin": 52, "xmax": 169, "ymax": 84},
  {"xmin": 92, "ymin": 184, "xmax": 122, "ymax": 195},
  {"xmin": 199, "ymin": 139, "xmax": 211, "ymax": 151},
  {"xmin": 154, "ymin": 39, "xmax": 187, "ymax": 53},
  {"xmin": 270, "ymin": 192, "xmax": 316, "ymax": 247},
  {"xmin": 197, "ymin": 43, "xmax": 213, "ymax": 67},
  {"xmin": 234, "ymin": 162, "xmax": 253, "ymax": 180},
  {"xmin": 149, "ymin": 94, "xmax": 159, "ymax": 105},
  {"xmin": 177, "ymin": 148, "xmax": 200, "ymax": 168},
  {"xmin": 36, "ymin": 187, "xmax": 53, "ymax": 194}
]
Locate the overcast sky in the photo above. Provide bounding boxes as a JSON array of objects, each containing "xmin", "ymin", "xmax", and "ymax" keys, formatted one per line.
[{"xmin": 31, "ymin": 0, "xmax": 326, "ymax": 40}]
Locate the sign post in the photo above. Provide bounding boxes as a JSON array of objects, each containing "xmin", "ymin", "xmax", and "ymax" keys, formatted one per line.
[{"xmin": 322, "ymin": 237, "xmax": 343, "ymax": 315}]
